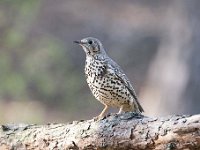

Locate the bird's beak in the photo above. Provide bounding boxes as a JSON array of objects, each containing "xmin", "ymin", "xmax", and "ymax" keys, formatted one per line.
[
  {"xmin": 74, "ymin": 40, "xmax": 87, "ymax": 47},
  {"xmin": 73, "ymin": 40, "xmax": 81, "ymax": 44}
]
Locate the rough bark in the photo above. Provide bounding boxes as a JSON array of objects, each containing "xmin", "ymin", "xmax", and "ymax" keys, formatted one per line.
[{"xmin": 0, "ymin": 113, "xmax": 200, "ymax": 150}]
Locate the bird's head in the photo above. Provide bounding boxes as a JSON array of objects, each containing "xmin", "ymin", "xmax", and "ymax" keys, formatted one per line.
[{"xmin": 74, "ymin": 37, "xmax": 106, "ymax": 57}]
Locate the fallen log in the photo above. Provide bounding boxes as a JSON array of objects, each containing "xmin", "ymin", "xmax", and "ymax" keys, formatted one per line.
[{"xmin": 0, "ymin": 113, "xmax": 200, "ymax": 149}]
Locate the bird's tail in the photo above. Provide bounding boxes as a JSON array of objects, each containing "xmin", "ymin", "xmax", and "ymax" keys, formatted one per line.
[
  {"xmin": 130, "ymin": 98, "xmax": 144, "ymax": 113},
  {"xmin": 123, "ymin": 100, "xmax": 144, "ymax": 114},
  {"xmin": 137, "ymin": 100, "xmax": 144, "ymax": 113}
]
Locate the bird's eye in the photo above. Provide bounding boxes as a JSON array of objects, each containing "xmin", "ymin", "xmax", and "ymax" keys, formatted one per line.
[{"xmin": 88, "ymin": 40, "xmax": 93, "ymax": 45}]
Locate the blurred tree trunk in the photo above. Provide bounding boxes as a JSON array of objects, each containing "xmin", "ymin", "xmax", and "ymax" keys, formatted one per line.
[
  {"xmin": 141, "ymin": 0, "xmax": 200, "ymax": 115},
  {"xmin": 181, "ymin": 0, "xmax": 200, "ymax": 114},
  {"xmin": 0, "ymin": 113, "xmax": 200, "ymax": 150}
]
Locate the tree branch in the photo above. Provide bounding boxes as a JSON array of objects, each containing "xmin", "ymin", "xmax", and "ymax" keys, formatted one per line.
[{"xmin": 0, "ymin": 113, "xmax": 200, "ymax": 149}]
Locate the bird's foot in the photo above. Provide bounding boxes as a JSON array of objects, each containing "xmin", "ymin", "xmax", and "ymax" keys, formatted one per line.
[{"xmin": 93, "ymin": 115, "xmax": 105, "ymax": 121}]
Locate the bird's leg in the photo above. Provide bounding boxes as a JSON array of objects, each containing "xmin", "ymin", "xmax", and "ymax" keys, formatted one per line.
[
  {"xmin": 117, "ymin": 105, "xmax": 124, "ymax": 114},
  {"xmin": 94, "ymin": 105, "xmax": 108, "ymax": 121}
]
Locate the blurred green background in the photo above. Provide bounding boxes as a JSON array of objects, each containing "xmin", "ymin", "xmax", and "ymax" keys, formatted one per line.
[{"xmin": 0, "ymin": 0, "xmax": 200, "ymax": 123}]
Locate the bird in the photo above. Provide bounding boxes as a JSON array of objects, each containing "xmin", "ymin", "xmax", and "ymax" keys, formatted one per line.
[{"xmin": 74, "ymin": 37, "xmax": 144, "ymax": 120}]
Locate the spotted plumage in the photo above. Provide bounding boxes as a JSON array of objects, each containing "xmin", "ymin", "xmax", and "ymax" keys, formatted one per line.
[{"xmin": 74, "ymin": 37, "xmax": 144, "ymax": 120}]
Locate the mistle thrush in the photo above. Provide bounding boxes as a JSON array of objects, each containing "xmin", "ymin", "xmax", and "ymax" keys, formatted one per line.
[{"xmin": 74, "ymin": 37, "xmax": 144, "ymax": 120}]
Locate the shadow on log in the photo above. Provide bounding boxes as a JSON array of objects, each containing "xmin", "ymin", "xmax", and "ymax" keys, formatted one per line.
[{"xmin": 0, "ymin": 113, "xmax": 200, "ymax": 149}]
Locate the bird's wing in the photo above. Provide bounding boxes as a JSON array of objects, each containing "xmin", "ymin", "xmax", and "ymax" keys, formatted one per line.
[{"xmin": 106, "ymin": 58, "xmax": 144, "ymax": 113}]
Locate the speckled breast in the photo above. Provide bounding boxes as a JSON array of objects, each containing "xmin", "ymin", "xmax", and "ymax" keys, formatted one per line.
[{"xmin": 84, "ymin": 57, "xmax": 131, "ymax": 107}]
